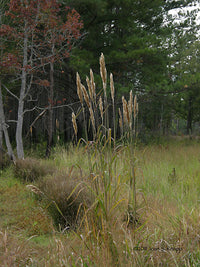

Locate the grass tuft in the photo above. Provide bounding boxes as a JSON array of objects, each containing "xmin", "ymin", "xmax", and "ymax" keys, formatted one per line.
[
  {"xmin": 14, "ymin": 157, "xmax": 55, "ymax": 182},
  {"xmin": 0, "ymin": 148, "xmax": 12, "ymax": 170},
  {"xmin": 37, "ymin": 171, "xmax": 92, "ymax": 230}
]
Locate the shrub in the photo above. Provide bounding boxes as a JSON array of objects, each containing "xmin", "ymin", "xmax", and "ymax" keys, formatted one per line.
[
  {"xmin": 0, "ymin": 147, "xmax": 12, "ymax": 170},
  {"xmin": 14, "ymin": 157, "xmax": 55, "ymax": 182},
  {"xmin": 37, "ymin": 172, "xmax": 92, "ymax": 230}
]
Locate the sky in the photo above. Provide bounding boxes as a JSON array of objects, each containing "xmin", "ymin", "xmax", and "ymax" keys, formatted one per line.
[{"xmin": 168, "ymin": 2, "xmax": 200, "ymax": 25}]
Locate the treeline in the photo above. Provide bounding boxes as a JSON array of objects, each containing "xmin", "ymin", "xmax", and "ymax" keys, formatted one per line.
[{"xmin": 0, "ymin": 0, "xmax": 200, "ymax": 158}]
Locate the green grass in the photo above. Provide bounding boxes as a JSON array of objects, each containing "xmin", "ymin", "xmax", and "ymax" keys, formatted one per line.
[
  {"xmin": 137, "ymin": 143, "xmax": 200, "ymax": 208},
  {"xmin": 0, "ymin": 141, "xmax": 200, "ymax": 266}
]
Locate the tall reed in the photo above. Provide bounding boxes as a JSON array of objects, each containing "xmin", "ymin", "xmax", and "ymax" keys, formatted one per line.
[
  {"xmin": 100, "ymin": 53, "xmax": 109, "ymax": 133},
  {"xmin": 76, "ymin": 72, "xmax": 88, "ymax": 142},
  {"xmin": 121, "ymin": 92, "xmax": 138, "ymax": 225},
  {"xmin": 73, "ymin": 53, "xmax": 139, "ymax": 262},
  {"xmin": 110, "ymin": 73, "xmax": 116, "ymax": 146},
  {"xmin": 72, "ymin": 112, "xmax": 78, "ymax": 144}
]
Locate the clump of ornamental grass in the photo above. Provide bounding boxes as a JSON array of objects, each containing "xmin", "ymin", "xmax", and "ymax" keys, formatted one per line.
[
  {"xmin": 34, "ymin": 169, "xmax": 92, "ymax": 230},
  {"xmin": 71, "ymin": 53, "xmax": 141, "ymax": 263},
  {"xmin": 74, "ymin": 54, "xmax": 139, "ymax": 221},
  {"xmin": 14, "ymin": 157, "xmax": 55, "ymax": 182}
]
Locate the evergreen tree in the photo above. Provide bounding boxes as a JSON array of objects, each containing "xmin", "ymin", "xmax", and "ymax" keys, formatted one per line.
[
  {"xmin": 67, "ymin": 0, "xmax": 169, "ymax": 92},
  {"xmin": 65, "ymin": 0, "xmax": 199, "ymax": 134}
]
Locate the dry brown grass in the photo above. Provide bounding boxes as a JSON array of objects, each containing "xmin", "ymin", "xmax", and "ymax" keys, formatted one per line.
[
  {"xmin": 1, "ymin": 141, "xmax": 200, "ymax": 265},
  {"xmin": 14, "ymin": 157, "xmax": 55, "ymax": 182},
  {"xmin": 37, "ymin": 170, "xmax": 92, "ymax": 230}
]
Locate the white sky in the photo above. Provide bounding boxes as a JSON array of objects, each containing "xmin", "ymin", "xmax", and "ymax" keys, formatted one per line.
[{"xmin": 168, "ymin": 3, "xmax": 200, "ymax": 25}]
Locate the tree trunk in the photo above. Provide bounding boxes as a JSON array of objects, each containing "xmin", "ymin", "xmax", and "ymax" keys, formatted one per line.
[
  {"xmin": 46, "ymin": 60, "xmax": 54, "ymax": 158},
  {"xmin": 187, "ymin": 96, "xmax": 193, "ymax": 135},
  {"xmin": 0, "ymin": 8, "xmax": 3, "ymax": 149},
  {"xmin": 0, "ymin": 81, "xmax": 15, "ymax": 160},
  {"xmin": 16, "ymin": 97, "xmax": 25, "ymax": 159},
  {"xmin": 0, "ymin": 121, "xmax": 2, "ymax": 149},
  {"xmin": 16, "ymin": 27, "xmax": 28, "ymax": 159}
]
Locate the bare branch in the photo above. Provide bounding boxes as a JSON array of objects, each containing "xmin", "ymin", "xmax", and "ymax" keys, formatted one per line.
[
  {"xmin": 23, "ymin": 105, "xmax": 39, "ymax": 115},
  {"xmin": 25, "ymin": 108, "xmax": 47, "ymax": 138},
  {"xmin": 2, "ymin": 83, "xmax": 19, "ymax": 101},
  {"xmin": 6, "ymin": 120, "xmax": 17, "ymax": 123},
  {"xmin": 24, "ymin": 73, "xmax": 33, "ymax": 99}
]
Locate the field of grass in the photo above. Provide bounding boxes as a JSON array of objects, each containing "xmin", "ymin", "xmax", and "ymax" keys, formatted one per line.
[
  {"xmin": 1, "ymin": 50, "xmax": 199, "ymax": 267},
  {"xmin": 0, "ymin": 139, "xmax": 200, "ymax": 266}
]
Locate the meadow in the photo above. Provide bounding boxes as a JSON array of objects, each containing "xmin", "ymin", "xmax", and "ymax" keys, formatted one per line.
[
  {"xmin": 1, "ymin": 55, "xmax": 200, "ymax": 266},
  {"xmin": 0, "ymin": 139, "xmax": 200, "ymax": 266}
]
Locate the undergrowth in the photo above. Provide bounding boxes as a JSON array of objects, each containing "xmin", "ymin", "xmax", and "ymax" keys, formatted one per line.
[{"xmin": 1, "ymin": 141, "xmax": 200, "ymax": 266}]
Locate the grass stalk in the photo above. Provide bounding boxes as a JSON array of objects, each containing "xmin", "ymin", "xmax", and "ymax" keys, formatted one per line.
[
  {"xmin": 72, "ymin": 112, "xmax": 78, "ymax": 144},
  {"xmin": 100, "ymin": 53, "xmax": 109, "ymax": 134},
  {"xmin": 76, "ymin": 72, "xmax": 88, "ymax": 142},
  {"xmin": 110, "ymin": 73, "xmax": 116, "ymax": 147}
]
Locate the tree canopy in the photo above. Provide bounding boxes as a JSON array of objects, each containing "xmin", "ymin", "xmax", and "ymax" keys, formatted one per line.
[{"xmin": 0, "ymin": 0, "xmax": 200, "ymax": 156}]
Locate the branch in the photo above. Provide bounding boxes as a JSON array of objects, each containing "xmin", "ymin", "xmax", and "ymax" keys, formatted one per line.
[
  {"xmin": 24, "ymin": 73, "xmax": 33, "ymax": 99},
  {"xmin": 25, "ymin": 108, "xmax": 47, "ymax": 138},
  {"xmin": 23, "ymin": 105, "xmax": 39, "ymax": 115},
  {"xmin": 25, "ymin": 100, "xmax": 82, "ymax": 138},
  {"xmin": 23, "ymin": 100, "xmax": 81, "ymax": 116},
  {"xmin": 2, "ymin": 83, "xmax": 19, "ymax": 101},
  {"xmin": 51, "ymin": 101, "xmax": 80, "ymax": 111},
  {"xmin": 6, "ymin": 120, "xmax": 17, "ymax": 123}
]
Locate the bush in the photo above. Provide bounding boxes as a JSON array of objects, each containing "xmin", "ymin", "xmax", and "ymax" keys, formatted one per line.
[
  {"xmin": 14, "ymin": 157, "xmax": 55, "ymax": 182},
  {"xmin": 0, "ymin": 147, "xmax": 12, "ymax": 170},
  {"xmin": 37, "ymin": 172, "xmax": 92, "ymax": 230}
]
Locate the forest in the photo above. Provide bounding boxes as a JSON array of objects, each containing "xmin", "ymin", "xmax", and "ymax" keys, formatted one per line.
[
  {"xmin": 1, "ymin": 0, "xmax": 200, "ymax": 266},
  {"xmin": 0, "ymin": 0, "xmax": 199, "ymax": 158}
]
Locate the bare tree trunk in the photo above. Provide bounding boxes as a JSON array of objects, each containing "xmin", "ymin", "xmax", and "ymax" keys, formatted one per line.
[
  {"xmin": 0, "ymin": 121, "xmax": 2, "ymax": 149},
  {"xmin": 16, "ymin": 28, "xmax": 28, "ymax": 159},
  {"xmin": 0, "ymin": 5, "xmax": 4, "ymax": 149},
  {"xmin": 187, "ymin": 96, "xmax": 193, "ymax": 135},
  {"xmin": 0, "ymin": 81, "xmax": 15, "ymax": 160},
  {"xmin": 46, "ymin": 60, "xmax": 54, "ymax": 158}
]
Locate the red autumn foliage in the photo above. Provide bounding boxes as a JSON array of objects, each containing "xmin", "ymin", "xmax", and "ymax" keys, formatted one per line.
[
  {"xmin": 37, "ymin": 1, "xmax": 83, "ymax": 63},
  {"xmin": 0, "ymin": 53, "xmax": 21, "ymax": 71},
  {"xmin": 35, "ymin": 79, "xmax": 50, "ymax": 87},
  {"xmin": 0, "ymin": 25, "xmax": 14, "ymax": 37},
  {"xmin": 0, "ymin": 0, "xmax": 83, "ymax": 74}
]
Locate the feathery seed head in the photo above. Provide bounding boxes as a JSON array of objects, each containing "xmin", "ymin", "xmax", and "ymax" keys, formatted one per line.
[
  {"xmin": 100, "ymin": 53, "xmax": 107, "ymax": 93},
  {"xmin": 129, "ymin": 90, "xmax": 133, "ymax": 115},
  {"xmin": 110, "ymin": 73, "xmax": 115, "ymax": 102},
  {"xmin": 122, "ymin": 96, "xmax": 129, "ymax": 125},
  {"xmin": 86, "ymin": 76, "xmax": 93, "ymax": 100},
  {"xmin": 72, "ymin": 112, "xmax": 78, "ymax": 137},
  {"xmin": 89, "ymin": 105, "xmax": 95, "ymax": 131},
  {"xmin": 76, "ymin": 72, "xmax": 83, "ymax": 104},
  {"xmin": 90, "ymin": 69, "xmax": 96, "ymax": 99},
  {"xmin": 81, "ymin": 84, "xmax": 90, "ymax": 108},
  {"xmin": 99, "ymin": 96, "xmax": 103, "ymax": 122},
  {"xmin": 26, "ymin": 185, "xmax": 43, "ymax": 195}
]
